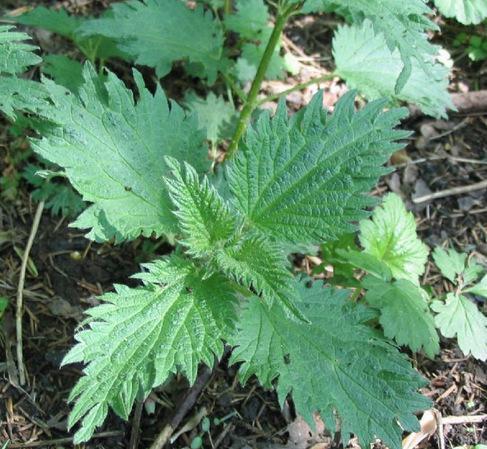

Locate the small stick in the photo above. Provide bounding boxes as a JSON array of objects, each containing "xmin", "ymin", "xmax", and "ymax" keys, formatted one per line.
[
  {"xmin": 442, "ymin": 414, "xmax": 487, "ymax": 425},
  {"xmin": 7, "ymin": 430, "xmax": 123, "ymax": 448},
  {"xmin": 16, "ymin": 200, "xmax": 44, "ymax": 385},
  {"xmin": 436, "ymin": 410, "xmax": 445, "ymax": 449},
  {"xmin": 129, "ymin": 400, "xmax": 144, "ymax": 449},
  {"xmin": 412, "ymin": 180, "xmax": 487, "ymax": 204},
  {"xmin": 149, "ymin": 366, "xmax": 213, "ymax": 449}
]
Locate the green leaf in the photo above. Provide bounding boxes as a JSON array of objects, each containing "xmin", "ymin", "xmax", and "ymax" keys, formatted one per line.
[
  {"xmin": 5, "ymin": 7, "xmax": 134, "ymax": 62},
  {"xmin": 63, "ymin": 255, "xmax": 236, "ymax": 443},
  {"xmin": 336, "ymin": 249, "xmax": 393, "ymax": 281},
  {"xmin": 23, "ymin": 164, "xmax": 85, "ymax": 217},
  {"xmin": 5, "ymin": 7, "xmax": 82, "ymax": 39},
  {"xmin": 363, "ymin": 276, "xmax": 439, "ymax": 357},
  {"xmin": 432, "ymin": 247, "xmax": 467, "ymax": 284},
  {"xmin": 164, "ymin": 159, "xmax": 305, "ymax": 320},
  {"xmin": 359, "ymin": 193, "xmax": 429, "ymax": 283},
  {"xmin": 0, "ymin": 26, "xmax": 44, "ymax": 118},
  {"xmin": 224, "ymin": 0, "xmax": 289, "ymax": 83},
  {"xmin": 183, "ymin": 91, "xmax": 236, "ymax": 143},
  {"xmin": 25, "ymin": 64, "xmax": 208, "ymax": 242},
  {"xmin": 0, "ymin": 296, "xmax": 8, "ymax": 319},
  {"xmin": 466, "ymin": 274, "xmax": 487, "ymax": 298},
  {"xmin": 432, "ymin": 293, "xmax": 487, "ymax": 361},
  {"xmin": 225, "ymin": 0, "xmax": 269, "ymax": 39},
  {"xmin": 165, "ymin": 159, "xmax": 236, "ymax": 258},
  {"xmin": 333, "ymin": 20, "xmax": 453, "ymax": 118},
  {"xmin": 42, "ymin": 55, "xmax": 84, "ymax": 93},
  {"xmin": 310, "ymin": 0, "xmax": 441, "ymax": 92},
  {"xmin": 78, "ymin": 0, "xmax": 224, "ymax": 81},
  {"xmin": 215, "ymin": 233, "xmax": 307, "ymax": 320},
  {"xmin": 230, "ymin": 279, "xmax": 430, "ymax": 449},
  {"xmin": 0, "ymin": 25, "xmax": 42, "ymax": 74},
  {"xmin": 227, "ymin": 91, "xmax": 409, "ymax": 246},
  {"xmin": 434, "ymin": 0, "xmax": 487, "ymax": 25},
  {"xmin": 463, "ymin": 260, "xmax": 484, "ymax": 286}
]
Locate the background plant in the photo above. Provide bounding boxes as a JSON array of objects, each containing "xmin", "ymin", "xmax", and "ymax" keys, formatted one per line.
[{"xmin": 1, "ymin": 1, "xmax": 486, "ymax": 448}]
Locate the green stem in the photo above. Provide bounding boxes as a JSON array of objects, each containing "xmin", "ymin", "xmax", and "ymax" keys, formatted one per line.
[
  {"xmin": 350, "ymin": 287, "xmax": 363, "ymax": 302},
  {"xmin": 222, "ymin": 72, "xmax": 247, "ymax": 103},
  {"xmin": 224, "ymin": 0, "xmax": 232, "ymax": 15},
  {"xmin": 257, "ymin": 72, "xmax": 336, "ymax": 106},
  {"xmin": 226, "ymin": 2, "xmax": 300, "ymax": 159}
]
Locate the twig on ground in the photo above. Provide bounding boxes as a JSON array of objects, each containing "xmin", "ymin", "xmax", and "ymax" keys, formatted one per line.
[
  {"xmin": 257, "ymin": 73, "xmax": 336, "ymax": 106},
  {"xmin": 16, "ymin": 200, "xmax": 44, "ymax": 386},
  {"xmin": 214, "ymin": 423, "xmax": 235, "ymax": 449},
  {"xmin": 129, "ymin": 400, "xmax": 144, "ymax": 449},
  {"xmin": 412, "ymin": 180, "xmax": 487, "ymax": 204},
  {"xmin": 149, "ymin": 365, "xmax": 213, "ymax": 449},
  {"xmin": 170, "ymin": 407, "xmax": 207, "ymax": 443},
  {"xmin": 437, "ymin": 411, "xmax": 445, "ymax": 449},
  {"xmin": 7, "ymin": 430, "xmax": 123, "ymax": 448},
  {"xmin": 442, "ymin": 414, "xmax": 487, "ymax": 425}
]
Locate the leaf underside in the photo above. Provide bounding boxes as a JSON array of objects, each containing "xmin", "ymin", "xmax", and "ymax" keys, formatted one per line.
[
  {"xmin": 432, "ymin": 293, "xmax": 487, "ymax": 361},
  {"xmin": 364, "ymin": 276, "xmax": 439, "ymax": 357},
  {"xmin": 308, "ymin": 0, "xmax": 442, "ymax": 92},
  {"xmin": 434, "ymin": 0, "xmax": 487, "ymax": 25},
  {"xmin": 333, "ymin": 20, "xmax": 452, "ymax": 118}
]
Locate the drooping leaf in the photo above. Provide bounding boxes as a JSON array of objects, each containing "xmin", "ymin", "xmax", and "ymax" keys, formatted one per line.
[
  {"xmin": 432, "ymin": 247, "xmax": 467, "ymax": 284},
  {"xmin": 227, "ymin": 91, "xmax": 409, "ymax": 246},
  {"xmin": 432, "ymin": 293, "xmax": 487, "ymax": 361},
  {"xmin": 165, "ymin": 159, "xmax": 236, "ymax": 258},
  {"xmin": 24, "ymin": 64, "xmax": 208, "ymax": 242},
  {"xmin": 333, "ymin": 21, "xmax": 453, "ymax": 118},
  {"xmin": 359, "ymin": 193, "xmax": 429, "ymax": 283},
  {"xmin": 183, "ymin": 91, "xmax": 236, "ymax": 143},
  {"xmin": 434, "ymin": 0, "xmax": 487, "ymax": 25},
  {"xmin": 364, "ymin": 276, "xmax": 439, "ymax": 357},
  {"xmin": 78, "ymin": 0, "xmax": 224, "ymax": 81},
  {"xmin": 0, "ymin": 25, "xmax": 44, "ymax": 118},
  {"xmin": 308, "ymin": 0, "xmax": 441, "ymax": 92},
  {"xmin": 230, "ymin": 279, "xmax": 430, "ymax": 449},
  {"xmin": 23, "ymin": 164, "xmax": 85, "ymax": 217},
  {"xmin": 63, "ymin": 255, "xmax": 236, "ymax": 443}
]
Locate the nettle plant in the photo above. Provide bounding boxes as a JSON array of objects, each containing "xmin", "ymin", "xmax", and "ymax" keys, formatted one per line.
[{"xmin": 1, "ymin": 0, "xmax": 487, "ymax": 447}]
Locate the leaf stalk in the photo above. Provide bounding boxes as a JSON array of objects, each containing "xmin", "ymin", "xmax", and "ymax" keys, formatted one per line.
[{"xmin": 226, "ymin": 2, "xmax": 301, "ymax": 159}]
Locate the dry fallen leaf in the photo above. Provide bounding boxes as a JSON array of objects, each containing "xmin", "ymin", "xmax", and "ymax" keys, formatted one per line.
[{"xmin": 402, "ymin": 409, "xmax": 439, "ymax": 449}]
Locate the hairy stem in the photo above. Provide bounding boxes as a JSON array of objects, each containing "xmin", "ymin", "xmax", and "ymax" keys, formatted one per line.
[
  {"xmin": 257, "ymin": 72, "xmax": 336, "ymax": 106},
  {"xmin": 226, "ymin": 2, "xmax": 300, "ymax": 158}
]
